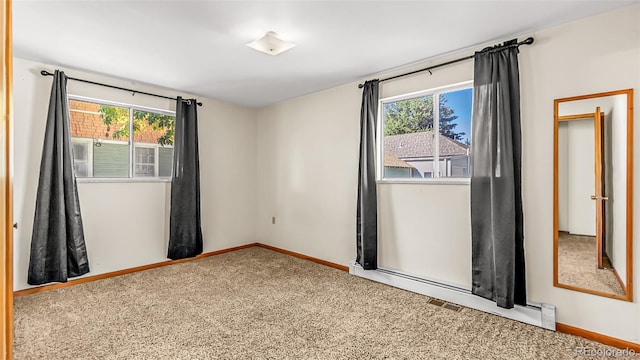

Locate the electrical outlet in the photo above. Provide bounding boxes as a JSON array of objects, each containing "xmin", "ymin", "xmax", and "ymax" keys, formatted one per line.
[{"xmin": 271, "ymin": 216, "xmax": 276, "ymax": 224}]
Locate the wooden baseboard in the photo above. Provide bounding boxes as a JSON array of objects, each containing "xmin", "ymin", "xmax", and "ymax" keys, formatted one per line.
[
  {"xmin": 611, "ymin": 267, "xmax": 626, "ymax": 294},
  {"xmin": 254, "ymin": 243, "xmax": 349, "ymax": 272},
  {"xmin": 13, "ymin": 243, "xmax": 259, "ymax": 297},
  {"xmin": 13, "ymin": 242, "xmax": 348, "ymax": 297},
  {"xmin": 556, "ymin": 323, "xmax": 640, "ymax": 352}
]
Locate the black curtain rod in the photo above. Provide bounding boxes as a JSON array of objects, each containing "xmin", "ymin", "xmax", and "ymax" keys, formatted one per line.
[
  {"xmin": 40, "ymin": 70, "xmax": 203, "ymax": 106},
  {"xmin": 358, "ymin": 37, "xmax": 534, "ymax": 88}
]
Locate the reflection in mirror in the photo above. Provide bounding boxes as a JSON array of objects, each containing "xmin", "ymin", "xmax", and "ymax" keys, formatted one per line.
[{"xmin": 553, "ymin": 89, "xmax": 633, "ymax": 301}]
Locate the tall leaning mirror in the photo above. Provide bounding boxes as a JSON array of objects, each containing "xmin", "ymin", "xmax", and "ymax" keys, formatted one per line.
[{"xmin": 553, "ymin": 89, "xmax": 633, "ymax": 301}]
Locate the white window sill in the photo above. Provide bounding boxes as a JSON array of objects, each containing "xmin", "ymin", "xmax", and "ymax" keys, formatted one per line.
[
  {"xmin": 76, "ymin": 177, "xmax": 172, "ymax": 183},
  {"xmin": 377, "ymin": 178, "xmax": 470, "ymax": 185}
]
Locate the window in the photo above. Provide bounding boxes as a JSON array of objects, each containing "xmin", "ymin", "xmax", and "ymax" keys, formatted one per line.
[
  {"xmin": 380, "ymin": 82, "xmax": 473, "ymax": 181},
  {"xmin": 69, "ymin": 97, "xmax": 175, "ymax": 180}
]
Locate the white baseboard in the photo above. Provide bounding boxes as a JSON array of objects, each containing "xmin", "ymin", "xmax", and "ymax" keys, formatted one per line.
[{"xmin": 349, "ymin": 261, "xmax": 556, "ymax": 331}]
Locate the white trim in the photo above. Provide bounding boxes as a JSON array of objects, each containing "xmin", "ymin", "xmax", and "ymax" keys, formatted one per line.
[
  {"xmin": 379, "ymin": 80, "xmax": 473, "ymax": 103},
  {"xmin": 128, "ymin": 107, "xmax": 134, "ymax": 177},
  {"xmin": 87, "ymin": 138, "xmax": 127, "ymax": 146},
  {"xmin": 377, "ymin": 178, "xmax": 470, "ymax": 185},
  {"xmin": 376, "ymin": 100, "xmax": 384, "ymax": 180},
  {"xmin": 349, "ymin": 261, "xmax": 556, "ymax": 331},
  {"xmin": 433, "ymin": 92, "xmax": 441, "ymax": 177},
  {"xmin": 68, "ymin": 94, "xmax": 176, "ymax": 117},
  {"xmin": 76, "ymin": 177, "xmax": 171, "ymax": 184}
]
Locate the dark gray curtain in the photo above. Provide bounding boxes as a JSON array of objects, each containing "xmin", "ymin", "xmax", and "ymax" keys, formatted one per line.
[
  {"xmin": 470, "ymin": 43, "xmax": 526, "ymax": 309},
  {"xmin": 356, "ymin": 80, "xmax": 379, "ymax": 270},
  {"xmin": 28, "ymin": 70, "xmax": 90, "ymax": 285},
  {"xmin": 168, "ymin": 97, "xmax": 203, "ymax": 260}
]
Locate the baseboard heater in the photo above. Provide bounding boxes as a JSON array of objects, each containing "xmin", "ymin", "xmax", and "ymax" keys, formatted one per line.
[{"xmin": 349, "ymin": 262, "xmax": 556, "ymax": 331}]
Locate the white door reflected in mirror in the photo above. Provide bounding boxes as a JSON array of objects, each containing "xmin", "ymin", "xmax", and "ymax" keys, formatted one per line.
[{"xmin": 553, "ymin": 89, "xmax": 633, "ymax": 301}]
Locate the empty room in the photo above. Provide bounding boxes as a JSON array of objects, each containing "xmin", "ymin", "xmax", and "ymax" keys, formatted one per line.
[{"xmin": 1, "ymin": 0, "xmax": 640, "ymax": 358}]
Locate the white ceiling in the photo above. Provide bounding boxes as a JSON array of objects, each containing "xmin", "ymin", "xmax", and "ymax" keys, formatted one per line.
[{"xmin": 13, "ymin": 0, "xmax": 637, "ymax": 108}]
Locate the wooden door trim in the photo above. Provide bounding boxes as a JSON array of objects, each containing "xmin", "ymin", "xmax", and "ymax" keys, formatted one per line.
[
  {"xmin": 624, "ymin": 89, "xmax": 633, "ymax": 302},
  {"xmin": 2, "ymin": 0, "xmax": 13, "ymax": 358},
  {"xmin": 594, "ymin": 107, "xmax": 603, "ymax": 269},
  {"xmin": 558, "ymin": 112, "xmax": 597, "ymax": 121}
]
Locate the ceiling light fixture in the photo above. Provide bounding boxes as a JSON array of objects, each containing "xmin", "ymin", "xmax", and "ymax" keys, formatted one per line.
[{"xmin": 246, "ymin": 31, "xmax": 296, "ymax": 56}]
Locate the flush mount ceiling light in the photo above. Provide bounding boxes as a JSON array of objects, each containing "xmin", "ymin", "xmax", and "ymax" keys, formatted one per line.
[{"xmin": 246, "ymin": 31, "xmax": 296, "ymax": 56}]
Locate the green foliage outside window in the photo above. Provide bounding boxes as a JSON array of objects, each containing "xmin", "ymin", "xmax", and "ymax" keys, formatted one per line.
[
  {"xmin": 383, "ymin": 95, "xmax": 465, "ymax": 142},
  {"xmin": 99, "ymin": 106, "xmax": 175, "ymax": 146}
]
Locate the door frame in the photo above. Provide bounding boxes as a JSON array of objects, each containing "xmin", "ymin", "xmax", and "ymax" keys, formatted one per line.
[
  {"xmin": 593, "ymin": 107, "xmax": 604, "ymax": 269},
  {"xmin": 1, "ymin": 0, "xmax": 13, "ymax": 358},
  {"xmin": 556, "ymin": 111, "xmax": 605, "ymax": 269}
]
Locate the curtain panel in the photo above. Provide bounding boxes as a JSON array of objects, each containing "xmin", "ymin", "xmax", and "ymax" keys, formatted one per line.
[
  {"xmin": 470, "ymin": 45, "xmax": 526, "ymax": 309},
  {"xmin": 168, "ymin": 97, "xmax": 203, "ymax": 260},
  {"xmin": 28, "ymin": 70, "xmax": 90, "ymax": 285},
  {"xmin": 356, "ymin": 80, "xmax": 379, "ymax": 270}
]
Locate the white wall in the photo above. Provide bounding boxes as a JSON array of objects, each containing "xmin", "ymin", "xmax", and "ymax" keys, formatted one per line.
[
  {"xmin": 256, "ymin": 83, "xmax": 361, "ymax": 266},
  {"xmin": 611, "ymin": 94, "xmax": 627, "ymax": 281},
  {"xmin": 378, "ymin": 184, "xmax": 471, "ymax": 287},
  {"xmin": 256, "ymin": 50, "xmax": 474, "ymax": 285},
  {"xmin": 13, "ymin": 58, "xmax": 257, "ymax": 290},
  {"xmin": 558, "ymin": 123, "xmax": 569, "ymax": 231},
  {"xmin": 523, "ymin": 5, "xmax": 638, "ymax": 343},
  {"xmin": 256, "ymin": 4, "xmax": 640, "ymax": 343}
]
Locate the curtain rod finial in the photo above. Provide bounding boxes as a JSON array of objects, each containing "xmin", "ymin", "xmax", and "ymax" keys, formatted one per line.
[
  {"xmin": 358, "ymin": 83, "xmax": 364, "ymax": 88},
  {"xmin": 521, "ymin": 37, "xmax": 534, "ymax": 45},
  {"xmin": 40, "ymin": 70, "xmax": 51, "ymax": 76}
]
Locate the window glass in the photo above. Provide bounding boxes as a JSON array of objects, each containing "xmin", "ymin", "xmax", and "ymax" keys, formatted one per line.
[
  {"xmin": 158, "ymin": 147, "xmax": 174, "ymax": 178},
  {"xmin": 381, "ymin": 84, "xmax": 472, "ymax": 181},
  {"xmin": 69, "ymin": 100, "xmax": 130, "ymax": 178},
  {"xmin": 94, "ymin": 143, "xmax": 129, "ymax": 177},
  {"xmin": 438, "ymin": 88, "xmax": 472, "ymax": 178},
  {"xmin": 132, "ymin": 109, "xmax": 175, "ymax": 178},
  {"xmin": 68, "ymin": 98, "xmax": 174, "ymax": 180}
]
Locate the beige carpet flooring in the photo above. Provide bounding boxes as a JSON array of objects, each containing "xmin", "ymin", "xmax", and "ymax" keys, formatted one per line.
[
  {"xmin": 14, "ymin": 247, "xmax": 631, "ymax": 359},
  {"xmin": 557, "ymin": 232, "xmax": 624, "ymax": 296}
]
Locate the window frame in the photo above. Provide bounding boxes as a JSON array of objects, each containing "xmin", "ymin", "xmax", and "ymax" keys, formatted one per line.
[
  {"xmin": 68, "ymin": 94, "xmax": 175, "ymax": 183},
  {"xmin": 376, "ymin": 80, "xmax": 473, "ymax": 185}
]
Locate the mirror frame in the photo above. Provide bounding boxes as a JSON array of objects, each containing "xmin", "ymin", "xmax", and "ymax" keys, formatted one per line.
[{"xmin": 553, "ymin": 88, "xmax": 634, "ymax": 301}]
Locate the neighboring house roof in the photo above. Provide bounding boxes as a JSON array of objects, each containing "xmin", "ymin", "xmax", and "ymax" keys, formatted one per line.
[
  {"xmin": 383, "ymin": 152, "xmax": 415, "ymax": 169},
  {"xmin": 384, "ymin": 132, "xmax": 469, "ymax": 158},
  {"xmin": 69, "ymin": 99, "xmax": 168, "ymax": 144}
]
